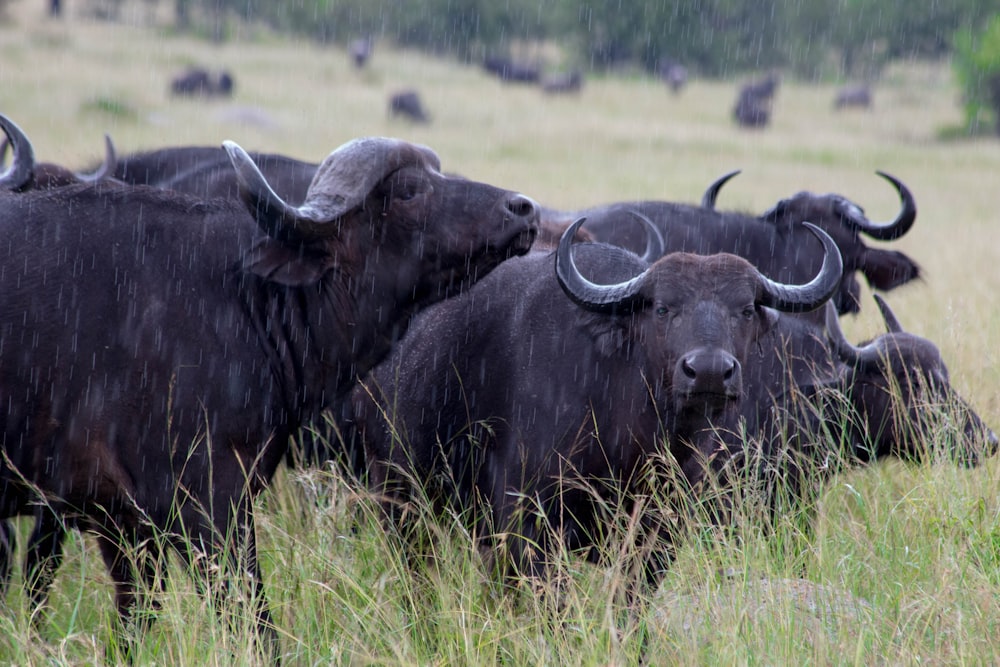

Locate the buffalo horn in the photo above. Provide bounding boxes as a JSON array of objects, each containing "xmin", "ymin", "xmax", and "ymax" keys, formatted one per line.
[
  {"xmin": 873, "ymin": 294, "xmax": 904, "ymax": 333},
  {"xmin": 0, "ymin": 113, "xmax": 35, "ymax": 191},
  {"xmin": 825, "ymin": 298, "xmax": 880, "ymax": 367},
  {"xmin": 555, "ymin": 217, "xmax": 649, "ymax": 311},
  {"xmin": 224, "ymin": 137, "xmax": 441, "ymax": 241},
  {"xmin": 628, "ymin": 210, "xmax": 665, "ymax": 263},
  {"xmin": 757, "ymin": 223, "xmax": 844, "ymax": 313},
  {"xmin": 700, "ymin": 169, "xmax": 741, "ymax": 209},
  {"xmin": 75, "ymin": 134, "xmax": 117, "ymax": 184},
  {"xmin": 838, "ymin": 171, "xmax": 917, "ymax": 241}
]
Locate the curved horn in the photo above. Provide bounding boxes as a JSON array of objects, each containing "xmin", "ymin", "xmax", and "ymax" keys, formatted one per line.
[
  {"xmin": 555, "ymin": 217, "xmax": 649, "ymax": 311},
  {"xmin": 75, "ymin": 134, "xmax": 117, "ymax": 183},
  {"xmin": 0, "ymin": 113, "xmax": 35, "ymax": 191},
  {"xmin": 838, "ymin": 171, "xmax": 917, "ymax": 241},
  {"xmin": 226, "ymin": 137, "xmax": 440, "ymax": 241},
  {"xmin": 757, "ymin": 223, "xmax": 844, "ymax": 313},
  {"xmin": 700, "ymin": 169, "xmax": 741, "ymax": 209},
  {"xmin": 826, "ymin": 300, "xmax": 866, "ymax": 366},
  {"xmin": 224, "ymin": 140, "xmax": 320, "ymax": 241},
  {"xmin": 873, "ymin": 294, "xmax": 904, "ymax": 333},
  {"xmin": 628, "ymin": 210, "xmax": 665, "ymax": 263}
]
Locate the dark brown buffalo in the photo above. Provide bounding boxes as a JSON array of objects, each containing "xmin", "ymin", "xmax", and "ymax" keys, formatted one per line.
[
  {"xmin": 352, "ymin": 219, "xmax": 841, "ymax": 588},
  {"xmin": 740, "ymin": 296, "xmax": 997, "ymax": 513},
  {"xmin": 657, "ymin": 59, "xmax": 688, "ymax": 94},
  {"xmin": 541, "ymin": 171, "xmax": 919, "ymax": 317},
  {"xmin": 541, "ymin": 71, "xmax": 583, "ymax": 94},
  {"xmin": 349, "ymin": 36, "xmax": 373, "ymax": 68},
  {"xmin": 388, "ymin": 89, "xmax": 430, "ymax": 123},
  {"xmin": 170, "ymin": 66, "xmax": 234, "ymax": 97},
  {"xmin": 733, "ymin": 73, "xmax": 779, "ymax": 128},
  {"xmin": 833, "ymin": 84, "xmax": 873, "ymax": 110},
  {"xmin": 483, "ymin": 55, "xmax": 541, "ymax": 84},
  {"xmin": 0, "ymin": 135, "xmax": 538, "ymax": 657}
]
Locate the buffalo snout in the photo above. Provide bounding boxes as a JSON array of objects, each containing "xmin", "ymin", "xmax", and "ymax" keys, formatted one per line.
[
  {"xmin": 505, "ymin": 193, "xmax": 539, "ymax": 221},
  {"xmin": 674, "ymin": 348, "xmax": 742, "ymax": 406}
]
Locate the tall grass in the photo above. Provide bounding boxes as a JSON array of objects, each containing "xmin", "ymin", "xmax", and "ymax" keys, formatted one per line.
[{"xmin": 2, "ymin": 2, "xmax": 1000, "ymax": 664}]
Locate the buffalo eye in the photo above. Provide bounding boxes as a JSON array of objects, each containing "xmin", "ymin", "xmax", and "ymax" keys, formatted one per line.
[
  {"xmin": 656, "ymin": 305, "xmax": 668, "ymax": 316},
  {"xmin": 392, "ymin": 182, "xmax": 419, "ymax": 201},
  {"xmin": 741, "ymin": 306, "xmax": 755, "ymax": 320}
]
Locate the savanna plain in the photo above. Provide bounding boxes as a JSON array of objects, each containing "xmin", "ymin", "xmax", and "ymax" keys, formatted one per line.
[{"xmin": 2, "ymin": 2, "xmax": 1000, "ymax": 665}]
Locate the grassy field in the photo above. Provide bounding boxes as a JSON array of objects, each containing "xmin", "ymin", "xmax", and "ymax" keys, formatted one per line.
[{"xmin": 2, "ymin": 2, "xmax": 1000, "ymax": 665}]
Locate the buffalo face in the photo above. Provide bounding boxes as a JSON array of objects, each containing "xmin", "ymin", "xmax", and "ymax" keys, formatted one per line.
[
  {"xmin": 827, "ymin": 296, "xmax": 998, "ymax": 465},
  {"xmin": 761, "ymin": 171, "xmax": 919, "ymax": 314},
  {"xmin": 557, "ymin": 218, "xmax": 843, "ymax": 440}
]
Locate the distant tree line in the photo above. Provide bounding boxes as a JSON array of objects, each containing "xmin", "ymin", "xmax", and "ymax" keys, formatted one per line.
[{"xmin": 163, "ymin": 0, "xmax": 999, "ymax": 80}]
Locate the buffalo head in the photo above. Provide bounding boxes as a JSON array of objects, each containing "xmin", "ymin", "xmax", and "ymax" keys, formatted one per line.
[
  {"xmin": 557, "ymin": 217, "xmax": 842, "ymax": 444},
  {"xmin": 826, "ymin": 296, "xmax": 998, "ymax": 465}
]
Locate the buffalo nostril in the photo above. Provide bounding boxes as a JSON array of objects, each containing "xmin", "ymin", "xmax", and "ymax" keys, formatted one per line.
[
  {"xmin": 682, "ymin": 358, "xmax": 697, "ymax": 380},
  {"xmin": 722, "ymin": 360, "xmax": 736, "ymax": 381},
  {"xmin": 506, "ymin": 194, "xmax": 538, "ymax": 219}
]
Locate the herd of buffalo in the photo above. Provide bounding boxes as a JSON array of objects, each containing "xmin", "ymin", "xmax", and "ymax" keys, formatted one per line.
[{"xmin": 0, "ymin": 110, "xmax": 995, "ymax": 659}]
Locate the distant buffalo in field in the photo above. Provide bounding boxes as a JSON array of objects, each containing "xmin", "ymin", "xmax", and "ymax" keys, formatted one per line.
[
  {"xmin": 734, "ymin": 72, "xmax": 780, "ymax": 128},
  {"xmin": 170, "ymin": 67, "xmax": 234, "ymax": 97},
  {"xmin": 388, "ymin": 89, "xmax": 430, "ymax": 123},
  {"xmin": 542, "ymin": 71, "xmax": 583, "ymax": 94},
  {"xmin": 483, "ymin": 55, "xmax": 540, "ymax": 84},
  {"xmin": 350, "ymin": 36, "xmax": 373, "ymax": 69},
  {"xmin": 834, "ymin": 84, "xmax": 873, "ymax": 110},
  {"xmin": 658, "ymin": 59, "xmax": 689, "ymax": 94}
]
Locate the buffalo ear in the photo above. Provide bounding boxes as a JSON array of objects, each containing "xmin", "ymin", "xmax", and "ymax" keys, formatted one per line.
[
  {"xmin": 758, "ymin": 306, "xmax": 780, "ymax": 333},
  {"xmin": 860, "ymin": 249, "xmax": 921, "ymax": 291},
  {"xmin": 241, "ymin": 238, "xmax": 334, "ymax": 286}
]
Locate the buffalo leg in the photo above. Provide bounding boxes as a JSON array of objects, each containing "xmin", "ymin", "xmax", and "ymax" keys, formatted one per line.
[
  {"xmin": 96, "ymin": 532, "xmax": 159, "ymax": 663},
  {"xmin": 179, "ymin": 505, "xmax": 279, "ymax": 663},
  {"xmin": 0, "ymin": 519, "xmax": 14, "ymax": 597},
  {"xmin": 24, "ymin": 509, "xmax": 67, "ymax": 617}
]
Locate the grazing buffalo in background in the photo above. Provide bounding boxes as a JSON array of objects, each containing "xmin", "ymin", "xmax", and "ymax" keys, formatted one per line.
[
  {"xmin": 658, "ymin": 59, "xmax": 689, "ymax": 94},
  {"xmin": 170, "ymin": 66, "xmax": 234, "ymax": 97},
  {"xmin": 834, "ymin": 84, "xmax": 873, "ymax": 110},
  {"xmin": 742, "ymin": 295, "xmax": 998, "ymax": 518},
  {"xmin": 483, "ymin": 55, "xmax": 541, "ymax": 84},
  {"xmin": 541, "ymin": 71, "xmax": 583, "ymax": 94},
  {"xmin": 734, "ymin": 72, "xmax": 779, "ymax": 128},
  {"xmin": 352, "ymin": 219, "xmax": 841, "ymax": 589},
  {"xmin": 541, "ymin": 170, "xmax": 920, "ymax": 317},
  {"xmin": 0, "ymin": 114, "xmax": 117, "ymax": 191},
  {"xmin": 0, "ymin": 134, "xmax": 539, "ymax": 657},
  {"xmin": 349, "ymin": 36, "xmax": 373, "ymax": 68},
  {"xmin": 388, "ymin": 89, "xmax": 430, "ymax": 123}
]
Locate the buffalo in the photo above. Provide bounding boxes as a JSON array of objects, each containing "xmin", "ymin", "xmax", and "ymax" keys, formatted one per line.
[
  {"xmin": 388, "ymin": 89, "xmax": 430, "ymax": 123},
  {"xmin": 541, "ymin": 170, "xmax": 919, "ymax": 317},
  {"xmin": 349, "ymin": 36, "xmax": 373, "ymax": 69},
  {"xmin": 734, "ymin": 73, "xmax": 779, "ymax": 128},
  {"xmin": 541, "ymin": 71, "xmax": 583, "ymax": 95},
  {"xmin": 833, "ymin": 84, "xmax": 873, "ymax": 110},
  {"xmin": 738, "ymin": 295, "xmax": 998, "ymax": 514},
  {"xmin": 658, "ymin": 59, "xmax": 688, "ymax": 94},
  {"xmin": 351, "ymin": 218, "xmax": 841, "ymax": 588},
  {"xmin": 483, "ymin": 55, "xmax": 541, "ymax": 84},
  {"xmin": 170, "ymin": 66, "xmax": 234, "ymax": 97},
  {"xmin": 0, "ymin": 134, "xmax": 539, "ymax": 657}
]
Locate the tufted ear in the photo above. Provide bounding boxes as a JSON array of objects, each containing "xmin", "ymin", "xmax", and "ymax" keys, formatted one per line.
[
  {"xmin": 860, "ymin": 249, "xmax": 921, "ymax": 291},
  {"xmin": 241, "ymin": 237, "xmax": 335, "ymax": 286}
]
